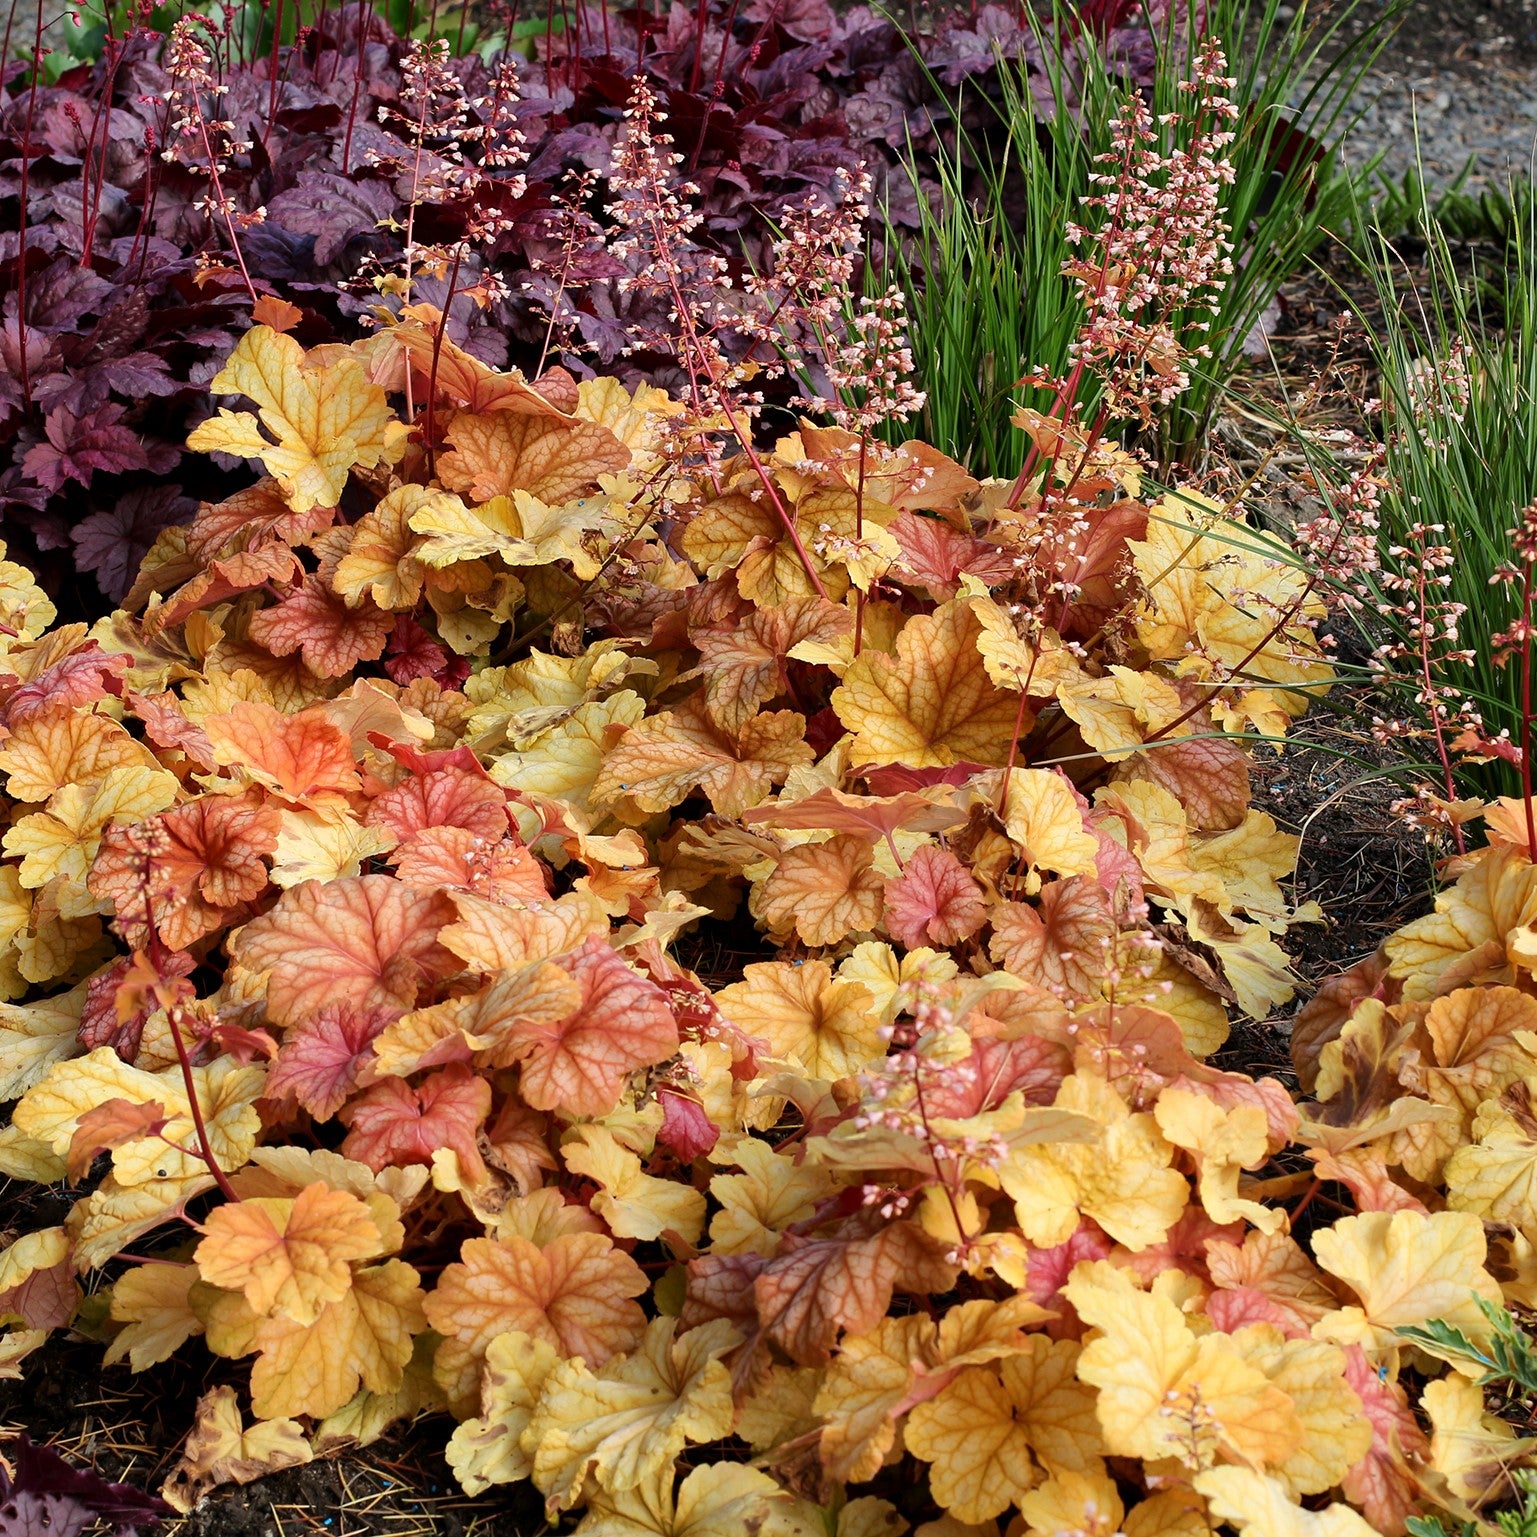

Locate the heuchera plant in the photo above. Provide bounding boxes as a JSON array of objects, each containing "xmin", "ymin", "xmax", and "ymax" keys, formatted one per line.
[
  {"xmin": 0, "ymin": 0, "xmax": 1198, "ymax": 604},
  {"xmin": 13, "ymin": 35, "xmax": 1534, "ymax": 1537}
]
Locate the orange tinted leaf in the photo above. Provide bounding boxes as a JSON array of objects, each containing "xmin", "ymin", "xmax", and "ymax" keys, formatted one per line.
[
  {"xmin": 425, "ymin": 1230, "xmax": 647, "ymax": 1367},
  {"xmin": 0, "ymin": 705, "xmax": 156, "ymax": 803},
  {"xmin": 233, "ymin": 874, "xmax": 458, "ymax": 1028},
  {"xmin": 66, "ymin": 1098, "xmax": 167, "ymax": 1180},
  {"xmin": 988, "ymin": 878, "xmax": 1118, "ymax": 1002},
  {"xmin": 437, "ymin": 412, "xmax": 630, "ymax": 504},
  {"xmin": 340, "ymin": 1063, "xmax": 492, "ymax": 1182},
  {"xmin": 149, "ymin": 543, "xmax": 304, "ymax": 634},
  {"xmin": 753, "ymin": 1214, "xmax": 958, "ymax": 1364},
  {"xmin": 740, "ymin": 786, "xmax": 964, "ymax": 844},
  {"xmin": 757, "ymin": 834, "xmax": 884, "ymax": 947},
  {"xmin": 206, "ymin": 701, "xmax": 361, "ymax": 808},
  {"xmin": 1112, "ymin": 732, "xmax": 1251, "ymax": 833},
  {"xmin": 195, "ymin": 1182, "xmax": 383, "ymax": 1324},
  {"xmin": 251, "ymin": 295, "xmax": 303, "ymax": 332},
  {"xmin": 364, "ymin": 768, "xmax": 508, "ymax": 844},
  {"xmin": 391, "ymin": 828, "xmax": 549, "ymax": 902},
  {"xmin": 498, "ymin": 936, "xmax": 679, "ymax": 1116},
  {"xmin": 594, "ymin": 698, "xmax": 813, "ymax": 820},
  {"xmin": 365, "ymin": 317, "xmax": 574, "ymax": 418},
  {"xmin": 692, "ymin": 597, "xmax": 851, "ymax": 734},
  {"xmin": 832, "ymin": 599, "xmax": 1020, "ymax": 768},
  {"xmin": 249, "ymin": 576, "xmax": 394, "ymax": 678},
  {"xmin": 90, "ymin": 794, "xmax": 279, "ymax": 951}
]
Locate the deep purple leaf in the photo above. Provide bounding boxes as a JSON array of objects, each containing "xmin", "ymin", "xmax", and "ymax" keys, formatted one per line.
[{"xmin": 0, "ymin": 1436, "xmax": 167, "ymax": 1537}]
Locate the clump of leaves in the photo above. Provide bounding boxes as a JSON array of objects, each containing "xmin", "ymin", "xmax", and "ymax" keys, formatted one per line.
[
  {"xmin": 0, "ymin": 0, "xmax": 1199, "ymax": 606},
  {"xmin": 0, "ymin": 293, "xmax": 1497, "ymax": 1537}
]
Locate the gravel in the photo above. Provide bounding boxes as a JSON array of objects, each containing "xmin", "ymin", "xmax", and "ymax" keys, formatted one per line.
[{"xmin": 1327, "ymin": 0, "xmax": 1537, "ymax": 187}]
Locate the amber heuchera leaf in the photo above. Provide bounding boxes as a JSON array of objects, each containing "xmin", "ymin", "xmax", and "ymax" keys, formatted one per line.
[
  {"xmin": 436, "ymin": 412, "xmax": 630, "ymax": 504},
  {"xmin": 205, "ymin": 702, "xmax": 362, "ymax": 809},
  {"xmin": 751, "ymin": 1214, "xmax": 958, "ymax": 1365},
  {"xmin": 594, "ymin": 698, "xmax": 813, "ymax": 820},
  {"xmin": 340, "ymin": 1063, "xmax": 493, "ymax": 1182},
  {"xmin": 426, "ymin": 1230, "xmax": 647, "ymax": 1367},
  {"xmin": 186, "ymin": 326, "xmax": 395, "ymax": 514},
  {"xmin": 194, "ymin": 1182, "xmax": 384, "ymax": 1325},
  {"xmin": 831, "ymin": 598, "xmax": 1021, "ymax": 767},
  {"xmin": 90, "ymin": 794, "xmax": 279, "ymax": 951},
  {"xmin": 527, "ymin": 1317, "xmax": 737, "ymax": 1511},
  {"xmin": 757, "ymin": 834, "xmax": 884, "ymax": 947},
  {"xmin": 494, "ymin": 936, "xmax": 679, "ymax": 1117},
  {"xmin": 248, "ymin": 576, "xmax": 394, "ymax": 679},
  {"xmin": 233, "ymin": 876, "xmax": 458, "ymax": 1028}
]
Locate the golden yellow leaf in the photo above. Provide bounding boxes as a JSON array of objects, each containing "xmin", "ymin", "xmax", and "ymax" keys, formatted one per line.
[
  {"xmin": 1311, "ymin": 1210, "xmax": 1503, "ymax": 1355},
  {"xmin": 4, "ymin": 766, "xmax": 179, "ymax": 912},
  {"xmin": 1385, "ymin": 845, "xmax": 1537, "ymax": 1000},
  {"xmin": 999, "ymin": 770, "xmax": 1099, "ymax": 879},
  {"xmin": 187, "ymin": 326, "xmax": 395, "ymax": 513},
  {"xmin": 1422, "ymin": 1374, "xmax": 1537, "ymax": 1504},
  {"xmin": 1056, "ymin": 666, "xmax": 1185, "ymax": 757},
  {"xmin": 161, "ymin": 1384, "xmax": 312, "ymax": 1513},
  {"xmin": 0, "ymin": 978, "xmax": 87, "ymax": 1102},
  {"xmin": 446, "ymin": 1329, "xmax": 560, "ymax": 1494},
  {"xmin": 814, "ymin": 1313, "xmax": 935, "ymax": 1482},
  {"xmin": 488, "ymin": 692, "xmax": 646, "ymax": 816},
  {"xmin": 832, "ymin": 598, "xmax": 1021, "ymax": 767},
  {"xmin": 245, "ymin": 1258, "xmax": 425, "ymax": 1420},
  {"xmin": 68, "ymin": 1172, "xmax": 214, "ymax": 1271},
  {"xmin": 579, "ymin": 1462, "xmax": 798, "ymax": 1537},
  {"xmin": 1153, "ymin": 1088, "xmax": 1283, "ymax": 1233},
  {"xmin": 708, "ymin": 1138, "xmax": 834, "ymax": 1257},
  {"xmin": 106, "ymin": 1262, "xmax": 204, "ymax": 1371},
  {"xmin": 270, "ymin": 807, "xmax": 395, "ymax": 888},
  {"xmin": 994, "ymin": 1337, "xmax": 1104, "ymax": 1478},
  {"xmin": 905, "ymin": 1367, "xmax": 1039, "ymax": 1522},
  {"xmin": 1064, "ymin": 1261, "xmax": 1300, "ymax": 1471},
  {"xmin": 0, "ymin": 706, "xmax": 156, "ymax": 803},
  {"xmin": 1226, "ymin": 1326, "xmax": 1368, "ymax": 1496},
  {"xmin": 1193, "ymin": 1468, "xmax": 1377, "ymax": 1537},
  {"xmin": 714, "ymin": 961, "xmax": 883, "ymax": 1080},
  {"xmin": 563, "ymin": 1126, "xmax": 706, "ymax": 1245},
  {"xmin": 16, "ymin": 1048, "xmax": 263, "ymax": 1187},
  {"xmin": 1018, "ymin": 1471, "xmax": 1125, "ymax": 1537},
  {"xmin": 332, "ymin": 485, "xmax": 444, "ymax": 609},
  {"xmin": 0, "ymin": 553, "xmax": 55, "ymax": 647},
  {"xmin": 528, "ymin": 1317, "xmax": 738, "ymax": 1510},
  {"xmin": 1445, "ymin": 1082, "xmax": 1537, "ymax": 1226},
  {"xmin": 1129, "ymin": 493, "xmax": 1331, "ymax": 709},
  {"xmin": 576, "ymin": 376, "xmax": 685, "ymax": 465},
  {"xmin": 966, "ymin": 586, "xmax": 1082, "ymax": 697},
  {"xmin": 998, "ymin": 1072, "xmax": 1187, "ymax": 1250}
]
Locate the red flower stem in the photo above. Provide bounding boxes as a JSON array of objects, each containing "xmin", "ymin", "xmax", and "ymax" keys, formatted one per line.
[{"xmin": 1519, "ymin": 561, "xmax": 1536, "ymax": 861}]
